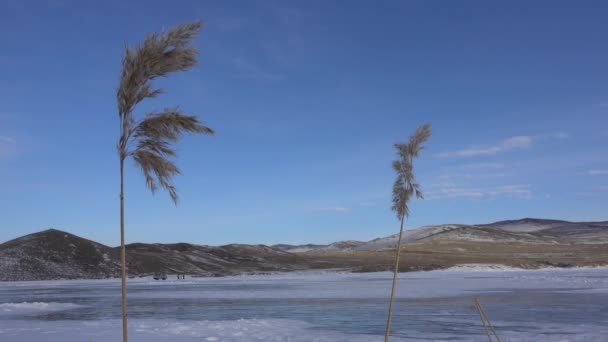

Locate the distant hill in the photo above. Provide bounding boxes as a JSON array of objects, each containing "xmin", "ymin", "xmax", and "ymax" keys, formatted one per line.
[
  {"xmin": 0, "ymin": 229, "xmax": 121, "ymax": 281},
  {"xmin": 0, "ymin": 230, "xmax": 326, "ymax": 281},
  {"xmin": 353, "ymin": 218, "xmax": 608, "ymax": 251},
  {"xmin": 1, "ymin": 218, "xmax": 607, "ymax": 281}
]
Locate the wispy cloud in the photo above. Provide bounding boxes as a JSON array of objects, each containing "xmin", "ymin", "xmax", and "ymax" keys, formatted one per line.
[
  {"xmin": 0, "ymin": 112, "xmax": 15, "ymax": 121},
  {"xmin": 232, "ymin": 57, "xmax": 285, "ymax": 82},
  {"xmin": 0, "ymin": 136, "xmax": 16, "ymax": 144},
  {"xmin": 575, "ymin": 186, "xmax": 608, "ymax": 197},
  {"xmin": 437, "ymin": 172, "xmax": 506, "ymax": 180},
  {"xmin": 263, "ymin": 41, "xmax": 291, "ymax": 67},
  {"xmin": 438, "ymin": 132, "xmax": 569, "ymax": 158},
  {"xmin": 0, "ymin": 135, "xmax": 17, "ymax": 158},
  {"xmin": 539, "ymin": 132, "xmax": 570, "ymax": 140},
  {"xmin": 588, "ymin": 170, "xmax": 608, "ymax": 175},
  {"xmin": 359, "ymin": 202, "xmax": 375, "ymax": 207},
  {"xmin": 313, "ymin": 206, "xmax": 351, "ymax": 212},
  {"xmin": 460, "ymin": 162, "xmax": 505, "ymax": 170},
  {"xmin": 273, "ymin": 6, "xmax": 308, "ymax": 26},
  {"xmin": 438, "ymin": 136, "xmax": 533, "ymax": 158},
  {"xmin": 214, "ymin": 17, "xmax": 248, "ymax": 31},
  {"xmin": 426, "ymin": 184, "xmax": 532, "ymax": 199}
]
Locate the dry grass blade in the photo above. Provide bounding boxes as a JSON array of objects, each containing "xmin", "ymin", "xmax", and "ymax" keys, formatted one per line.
[
  {"xmin": 129, "ymin": 108, "xmax": 214, "ymax": 203},
  {"xmin": 391, "ymin": 123, "xmax": 431, "ymax": 219},
  {"xmin": 475, "ymin": 298, "xmax": 493, "ymax": 342},
  {"xmin": 117, "ymin": 21, "xmax": 214, "ymax": 202},
  {"xmin": 132, "ymin": 149, "xmax": 180, "ymax": 202},
  {"xmin": 117, "ymin": 21, "xmax": 203, "ymax": 120},
  {"xmin": 116, "ymin": 20, "xmax": 212, "ymax": 342},
  {"xmin": 385, "ymin": 123, "xmax": 431, "ymax": 342},
  {"xmin": 475, "ymin": 298, "xmax": 501, "ymax": 342}
]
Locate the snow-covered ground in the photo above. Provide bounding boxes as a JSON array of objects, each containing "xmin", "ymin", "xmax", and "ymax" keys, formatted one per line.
[{"xmin": 1, "ymin": 267, "xmax": 607, "ymax": 341}]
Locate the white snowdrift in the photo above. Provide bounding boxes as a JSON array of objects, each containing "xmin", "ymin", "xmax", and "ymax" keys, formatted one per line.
[
  {"xmin": 0, "ymin": 302, "xmax": 85, "ymax": 315},
  {"xmin": 0, "ymin": 318, "xmax": 399, "ymax": 342},
  {"xmin": 441, "ymin": 264, "xmax": 608, "ymax": 272}
]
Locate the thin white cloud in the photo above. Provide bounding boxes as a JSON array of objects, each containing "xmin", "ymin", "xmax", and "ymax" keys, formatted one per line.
[
  {"xmin": 263, "ymin": 41, "xmax": 291, "ymax": 66},
  {"xmin": 214, "ymin": 17, "xmax": 248, "ymax": 31},
  {"xmin": 437, "ymin": 172, "xmax": 506, "ymax": 180},
  {"xmin": 426, "ymin": 184, "xmax": 532, "ymax": 199},
  {"xmin": 0, "ymin": 135, "xmax": 17, "ymax": 158},
  {"xmin": 314, "ymin": 206, "xmax": 351, "ymax": 212},
  {"xmin": 0, "ymin": 112, "xmax": 15, "ymax": 120},
  {"xmin": 359, "ymin": 202, "xmax": 375, "ymax": 207},
  {"xmin": 428, "ymin": 181, "xmax": 458, "ymax": 188},
  {"xmin": 232, "ymin": 58, "xmax": 285, "ymax": 82},
  {"xmin": 460, "ymin": 162, "xmax": 505, "ymax": 170},
  {"xmin": 536, "ymin": 132, "xmax": 570, "ymax": 140},
  {"xmin": 438, "ymin": 136, "xmax": 532, "ymax": 158},
  {"xmin": 0, "ymin": 136, "xmax": 16, "ymax": 144},
  {"xmin": 438, "ymin": 133, "xmax": 568, "ymax": 158},
  {"xmin": 588, "ymin": 170, "xmax": 608, "ymax": 175},
  {"xmin": 576, "ymin": 186, "xmax": 608, "ymax": 197}
]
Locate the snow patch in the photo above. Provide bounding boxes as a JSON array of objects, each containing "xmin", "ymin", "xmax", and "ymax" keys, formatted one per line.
[
  {"xmin": 440, "ymin": 264, "xmax": 608, "ymax": 273},
  {"xmin": 0, "ymin": 319, "xmax": 400, "ymax": 341},
  {"xmin": 442, "ymin": 264, "xmax": 523, "ymax": 272},
  {"xmin": 0, "ymin": 302, "xmax": 85, "ymax": 315}
]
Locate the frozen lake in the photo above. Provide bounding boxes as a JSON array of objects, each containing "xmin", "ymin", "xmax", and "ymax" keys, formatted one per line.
[{"xmin": 1, "ymin": 266, "xmax": 607, "ymax": 341}]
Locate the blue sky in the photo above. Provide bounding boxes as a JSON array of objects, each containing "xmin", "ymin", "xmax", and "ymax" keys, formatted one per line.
[{"xmin": 0, "ymin": 1, "xmax": 607, "ymax": 246}]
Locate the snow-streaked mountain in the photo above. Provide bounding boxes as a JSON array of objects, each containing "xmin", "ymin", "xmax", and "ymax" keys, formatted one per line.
[
  {"xmin": 480, "ymin": 218, "xmax": 571, "ymax": 232},
  {"xmin": 272, "ymin": 240, "xmax": 365, "ymax": 253},
  {"xmin": 354, "ymin": 224, "xmax": 464, "ymax": 250},
  {"xmin": 354, "ymin": 219, "xmax": 608, "ymax": 250},
  {"xmin": 420, "ymin": 226, "xmax": 562, "ymax": 244},
  {"xmin": 272, "ymin": 244, "xmax": 326, "ymax": 253}
]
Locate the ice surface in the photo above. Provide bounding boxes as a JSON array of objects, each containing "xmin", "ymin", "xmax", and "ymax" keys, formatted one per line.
[{"xmin": 1, "ymin": 268, "xmax": 607, "ymax": 341}]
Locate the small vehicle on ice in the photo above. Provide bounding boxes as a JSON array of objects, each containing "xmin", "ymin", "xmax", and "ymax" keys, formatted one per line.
[{"xmin": 153, "ymin": 272, "xmax": 167, "ymax": 280}]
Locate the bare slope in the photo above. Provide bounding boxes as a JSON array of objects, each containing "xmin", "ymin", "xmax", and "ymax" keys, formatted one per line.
[
  {"xmin": 123, "ymin": 242, "xmax": 317, "ymax": 276},
  {"xmin": 0, "ymin": 229, "xmax": 122, "ymax": 281},
  {"xmin": 0, "ymin": 230, "xmax": 322, "ymax": 281}
]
